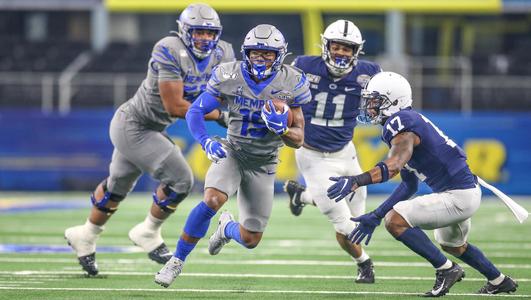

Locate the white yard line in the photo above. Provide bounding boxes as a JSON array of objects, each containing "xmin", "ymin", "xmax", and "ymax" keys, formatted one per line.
[
  {"xmin": 1, "ymin": 257, "xmax": 530, "ymax": 269},
  {"xmin": 0, "ymin": 286, "xmax": 527, "ymax": 298},
  {"xmin": 0, "ymin": 270, "xmax": 529, "ymax": 282}
]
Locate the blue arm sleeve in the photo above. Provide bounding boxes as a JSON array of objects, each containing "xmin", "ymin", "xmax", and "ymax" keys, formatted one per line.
[
  {"xmin": 185, "ymin": 91, "xmax": 221, "ymax": 147},
  {"xmin": 373, "ymin": 170, "xmax": 419, "ymax": 218}
]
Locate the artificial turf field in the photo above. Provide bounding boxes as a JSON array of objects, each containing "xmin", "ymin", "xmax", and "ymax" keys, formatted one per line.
[{"xmin": 0, "ymin": 192, "xmax": 529, "ymax": 299}]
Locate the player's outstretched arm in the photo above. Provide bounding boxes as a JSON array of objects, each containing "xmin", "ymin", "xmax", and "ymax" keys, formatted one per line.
[
  {"xmin": 327, "ymin": 132, "xmax": 419, "ymax": 202},
  {"xmin": 159, "ymin": 81, "xmax": 221, "ymax": 120},
  {"xmin": 280, "ymin": 106, "xmax": 304, "ymax": 149}
]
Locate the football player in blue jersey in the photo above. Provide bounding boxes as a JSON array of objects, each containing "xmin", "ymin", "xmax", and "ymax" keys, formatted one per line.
[
  {"xmin": 64, "ymin": 3, "xmax": 235, "ymax": 276},
  {"xmin": 154, "ymin": 24, "xmax": 311, "ymax": 288},
  {"xmin": 284, "ymin": 20, "xmax": 381, "ymax": 283},
  {"xmin": 327, "ymin": 71, "xmax": 518, "ymax": 297}
]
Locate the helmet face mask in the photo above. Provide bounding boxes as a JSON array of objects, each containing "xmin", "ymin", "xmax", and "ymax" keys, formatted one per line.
[
  {"xmin": 241, "ymin": 24, "xmax": 288, "ymax": 80},
  {"xmin": 357, "ymin": 90, "xmax": 394, "ymax": 125},
  {"xmin": 177, "ymin": 3, "xmax": 222, "ymax": 59},
  {"xmin": 321, "ymin": 20, "xmax": 364, "ymax": 77}
]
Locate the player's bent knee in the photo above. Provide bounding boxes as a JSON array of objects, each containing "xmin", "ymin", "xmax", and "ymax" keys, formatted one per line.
[
  {"xmin": 333, "ymin": 219, "xmax": 356, "ymax": 237},
  {"xmin": 92, "ymin": 179, "xmax": 125, "ymax": 215},
  {"xmin": 153, "ymin": 184, "xmax": 188, "ymax": 213},
  {"xmin": 204, "ymin": 188, "xmax": 228, "ymax": 211},
  {"xmin": 441, "ymin": 243, "xmax": 467, "ymax": 256},
  {"xmin": 384, "ymin": 210, "xmax": 409, "ymax": 237}
]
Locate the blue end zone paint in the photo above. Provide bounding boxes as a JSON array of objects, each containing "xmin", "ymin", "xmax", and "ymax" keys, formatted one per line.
[
  {"xmin": 0, "ymin": 244, "xmax": 141, "ymax": 254},
  {"xmin": 0, "ymin": 201, "xmax": 89, "ymax": 214}
]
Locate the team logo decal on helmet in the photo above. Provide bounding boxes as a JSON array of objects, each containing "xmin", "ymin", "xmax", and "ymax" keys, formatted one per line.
[
  {"xmin": 176, "ymin": 3, "xmax": 222, "ymax": 59},
  {"xmin": 241, "ymin": 24, "xmax": 288, "ymax": 80}
]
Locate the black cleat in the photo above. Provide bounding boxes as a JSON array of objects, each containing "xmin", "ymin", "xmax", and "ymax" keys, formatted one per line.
[
  {"xmin": 78, "ymin": 253, "xmax": 98, "ymax": 276},
  {"xmin": 148, "ymin": 243, "xmax": 173, "ymax": 264},
  {"xmin": 284, "ymin": 180, "xmax": 306, "ymax": 216},
  {"xmin": 422, "ymin": 262, "xmax": 465, "ymax": 297},
  {"xmin": 478, "ymin": 276, "xmax": 518, "ymax": 294},
  {"xmin": 355, "ymin": 259, "xmax": 375, "ymax": 284}
]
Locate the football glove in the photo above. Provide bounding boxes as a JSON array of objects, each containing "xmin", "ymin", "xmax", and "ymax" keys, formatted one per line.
[
  {"xmin": 261, "ymin": 100, "xmax": 289, "ymax": 135},
  {"xmin": 201, "ymin": 138, "xmax": 227, "ymax": 164},
  {"xmin": 327, "ymin": 176, "xmax": 356, "ymax": 202},
  {"xmin": 349, "ymin": 212, "xmax": 382, "ymax": 246}
]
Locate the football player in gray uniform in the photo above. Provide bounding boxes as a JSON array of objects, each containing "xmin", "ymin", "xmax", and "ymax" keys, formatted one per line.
[
  {"xmin": 64, "ymin": 3, "xmax": 235, "ymax": 276},
  {"xmin": 154, "ymin": 24, "xmax": 312, "ymax": 288}
]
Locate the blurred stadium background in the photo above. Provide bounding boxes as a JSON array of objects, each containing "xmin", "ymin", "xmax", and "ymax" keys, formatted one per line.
[{"xmin": 1, "ymin": 0, "xmax": 531, "ymax": 195}]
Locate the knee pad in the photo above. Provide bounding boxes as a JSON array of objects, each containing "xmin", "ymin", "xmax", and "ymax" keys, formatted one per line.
[
  {"xmin": 153, "ymin": 184, "xmax": 188, "ymax": 213},
  {"xmin": 91, "ymin": 179, "xmax": 125, "ymax": 215},
  {"xmin": 332, "ymin": 216, "xmax": 356, "ymax": 236}
]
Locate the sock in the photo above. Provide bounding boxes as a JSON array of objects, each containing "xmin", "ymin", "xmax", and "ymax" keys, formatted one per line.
[
  {"xmin": 353, "ymin": 249, "xmax": 370, "ymax": 264},
  {"xmin": 183, "ymin": 201, "xmax": 217, "ymax": 238},
  {"xmin": 224, "ymin": 221, "xmax": 245, "ymax": 246},
  {"xmin": 436, "ymin": 259, "xmax": 453, "ymax": 270},
  {"xmin": 84, "ymin": 219, "xmax": 104, "ymax": 235},
  {"xmin": 489, "ymin": 274, "xmax": 505, "ymax": 285},
  {"xmin": 458, "ymin": 243, "xmax": 501, "ymax": 280},
  {"xmin": 300, "ymin": 191, "xmax": 313, "ymax": 205},
  {"xmin": 174, "ymin": 238, "xmax": 196, "ymax": 261},
  {"xmin": 396, "ymin": 227, "xmax": 447, "ymax": 268},
  {"xmin": 145, "ymin": 212, "xmax": 164, "ymax": 231}
]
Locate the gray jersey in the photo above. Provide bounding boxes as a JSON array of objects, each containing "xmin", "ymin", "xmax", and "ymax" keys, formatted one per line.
[
  {"xmin": 126, "ymin": 36, "xmax": 235, "ymax": 130},
  {"xmin": 206, "ymin": 61, "xmax": 311, "ymax": 156}
]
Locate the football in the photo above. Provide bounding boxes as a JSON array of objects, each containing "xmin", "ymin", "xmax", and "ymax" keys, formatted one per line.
[{"xmin": 265, "ymin": 98, "xmax": 294, "ymax": 127}]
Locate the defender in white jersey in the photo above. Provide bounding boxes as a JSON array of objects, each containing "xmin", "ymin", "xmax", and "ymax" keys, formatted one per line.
[
  {"xmin": 285, "ymin": 20, "xmax": 381, "ymax": 283},
  {"xmin": 64, "ymin": 3, "xmax": 235, "ymax": 276},
  {"xmin": 155, "ymin": 24, "xmax": 311, "ymax": 288}
]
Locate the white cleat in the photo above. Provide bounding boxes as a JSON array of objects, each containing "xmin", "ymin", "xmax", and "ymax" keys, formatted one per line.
[
  {"xmin": 154, "ymin": 256, "xmax": 184, "ymax": 288},
  {"xmin": 64, "ymin": 225, "xmax": 99, "ymax": 275},
  {"xmin": 208, "ymin": 211, "xmax": 234, "ymax": 255},
  {"xmin": 129, "ymin": 222, "xmax": 172, "ymax": 264}
]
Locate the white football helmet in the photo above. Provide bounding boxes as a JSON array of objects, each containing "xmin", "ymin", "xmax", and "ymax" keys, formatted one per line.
[
  {"xmin": 176, "ymin": 3, "xmax": 222, "ymax": 59},
  {"xmin": 357, "ymin": 72, "xmax": 413, "ymax": 125},
  {"xmin": 241, "ymin": 24, "xmax": 288, "ymax": 80},
  {"xmin": 321, "ymin": 20, "xmax": 364, "ymax": 77}
]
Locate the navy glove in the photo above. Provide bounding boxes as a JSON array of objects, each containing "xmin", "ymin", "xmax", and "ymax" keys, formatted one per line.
[
  {"xmin": 348, "ymin": 212, "xmax": 382, "ymax": 245},
  {"xmin": 201, "ymin": 138, "xmax": 227, "ymax": 163},
  {"xmin": 327, "ymin": 176, "xmax": 356, "ymax": 202},
  {"xmin": 261, "ymin": 100, "xmax": 289, "ymax": 135}
]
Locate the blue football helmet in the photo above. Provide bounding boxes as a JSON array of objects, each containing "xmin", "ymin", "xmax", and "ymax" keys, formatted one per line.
[
  {"xmin": 177, "ymin": 3, "xmax": 222, "ymax": 59},
  {"xmin": 241, "ymin": 24, "xmax": 288, "ymax": 80}
]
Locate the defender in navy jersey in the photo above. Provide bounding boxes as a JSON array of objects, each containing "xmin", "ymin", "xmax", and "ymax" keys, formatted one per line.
[
  {"xmin": 155, "ymin": 24, "xmax": 310, "ymax": 288},
  {"xmin": 64, "ymin": 3, "xmax": 234, "ymax": 276},
  {"xmin": 284, "ymin": 20, "xmax": 381, "ymax": 283},
  {"xmin": 327, "ymin": 72, "xmax": 518, "ymax": 296}
]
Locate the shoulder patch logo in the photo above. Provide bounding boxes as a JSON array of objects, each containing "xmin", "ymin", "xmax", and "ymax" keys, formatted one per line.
[
  {"xmin": 179, "ymin": 49, "xmax": 188, "ymax": 57},
  {"xmin": 222, "ymin": 69, "xmax": 238, "ymax": 79},
  {"xmin": 306, "ymin": 73, "xmax": 321, "ymax": 84},
  {"xmin": 270, "ymin": 90, "xmax": 294, "ymax": 102},
  {"xmin": 356, "ymin": 74, "xmax": 371, "ymax": 87}
]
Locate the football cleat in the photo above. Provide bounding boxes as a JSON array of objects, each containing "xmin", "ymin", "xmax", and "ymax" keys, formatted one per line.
[
  {"xmin": 284, "ymin": 180, "xmax": 306, "ymax": 216},
  {"xmin": 129, "ymin": 221, "xmax": 172, "ymax": 264},
  {"xmin": 423, "ymin": 262, "xmax": 465, "ymax": 297},
  {"xmin": 155, "ymin": 256, "xmax": 184, "ymax": 288},
  {"xmin": 478, "ymin": 276, "xmax": 518, "ymax": 294},
  {"xmin": 64, "ymin": 225, "xmax": 99, "ymax": 276},
  {"xmin": 355, "ymin": 259, "xmax": 375, "ymax": 284},
  {"xmin": 208, "ymin": 211, "xmax": 234, "ymax": 255}
]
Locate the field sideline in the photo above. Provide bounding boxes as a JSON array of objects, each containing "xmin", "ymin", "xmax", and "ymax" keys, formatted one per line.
[{"xmin": 0, "ymin": 192, "xmax": 530, "ymax": 299}]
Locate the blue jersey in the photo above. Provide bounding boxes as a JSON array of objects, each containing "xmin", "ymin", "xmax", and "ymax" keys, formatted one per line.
[
  {"xmin": 293, "ymin": 56, "xmax": 381, "ymax": 152},
  {"xmin": 382, "ymin": 109, "xmax": 476, "ymax": 192}
]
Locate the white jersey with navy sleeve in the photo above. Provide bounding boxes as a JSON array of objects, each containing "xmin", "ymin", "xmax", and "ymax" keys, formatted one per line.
[
  {"xmin": 205, "ymin": 61, "xmax": 311, "ymax": 156},
  {"xmin": 294, "ymin": 56, "xmax": 381, "ymax": 152},
  {"xmin": 126, "ymin": 35, "xmax": 235, "ymax": 130}
]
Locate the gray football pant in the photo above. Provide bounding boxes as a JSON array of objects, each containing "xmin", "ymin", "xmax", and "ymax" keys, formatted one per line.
[
  {"xmin": 106, "ymin": 107, "xmax": 193, "ymax": 197},
  {"xmin": 205, "ymin": 147, "xmax": 278, "ymax": 232}
]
